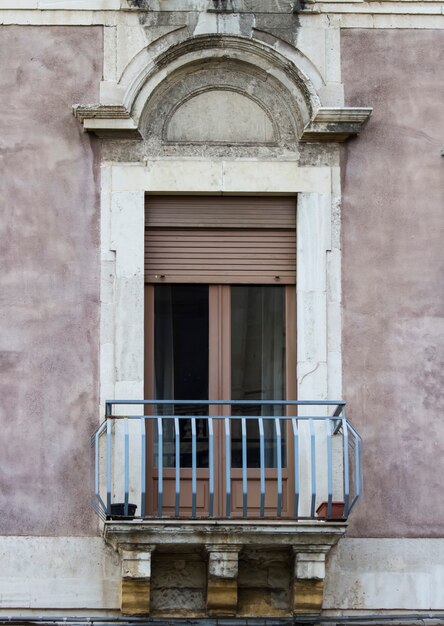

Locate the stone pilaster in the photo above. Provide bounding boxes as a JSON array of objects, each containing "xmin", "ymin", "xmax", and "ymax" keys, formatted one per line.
[
  {"xmin": 119, "ymin": 545, "xmax": 155, "ymax": 616},
  {"xmin": 292, "ymin": 550, "xmax": 326, "ymax": 614},
  {"xmin": 206, "ymin": 545, "xmax": 241, "ymax": 617}
]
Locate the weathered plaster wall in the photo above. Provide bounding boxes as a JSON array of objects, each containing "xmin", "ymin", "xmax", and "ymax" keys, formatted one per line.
[
  {"xmin": 341, "ymin": 30, "xmax": 444, "ymax": 537},
  {"xmin": 0, "ymin": 26, "xmax": 102, "ymax": 535}
]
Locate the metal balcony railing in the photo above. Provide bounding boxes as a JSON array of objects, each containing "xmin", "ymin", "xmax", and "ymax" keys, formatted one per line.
[{"xmin": 90, "ymin": 400, "xmax": 362, "ymax": 521}]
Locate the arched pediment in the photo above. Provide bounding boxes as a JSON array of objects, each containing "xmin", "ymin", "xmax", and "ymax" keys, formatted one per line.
[{"xmin": 73, "ymin": 34, "xmax": 372, "ymax": 145}]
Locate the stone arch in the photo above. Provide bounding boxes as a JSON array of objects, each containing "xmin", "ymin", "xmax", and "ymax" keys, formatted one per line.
[
  {"xmin": 138, "ymin": 57, "xmax": 309, "ymax": 149},
  {"xmin": 121, "ymin": 35, "xmax": 321, "ymax": 146}
]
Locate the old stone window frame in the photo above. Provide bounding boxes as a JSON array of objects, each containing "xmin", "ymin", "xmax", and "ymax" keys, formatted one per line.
[{"xmin": 99, "ymin": 161, "xmax": 341, "ymax": 511}]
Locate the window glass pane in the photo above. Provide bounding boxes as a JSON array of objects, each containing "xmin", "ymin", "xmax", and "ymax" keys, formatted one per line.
[
  {"xmin": 231, "ymin": 285, "xmax": 286, "ymax": 468},
  {"xmin": 154, "ymin": 284, "xmax": 209, "ymax": 467}
]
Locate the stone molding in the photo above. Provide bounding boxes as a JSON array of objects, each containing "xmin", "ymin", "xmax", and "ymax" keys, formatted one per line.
[
  {"xmin": 72, "ymin": 104, "xmax": 141, "ymax": 139},
  {"xmin": 301, "ymin": 107, "xmax": 373, "ymax": 142},
  {"xmin": 104, "ymin": 520, "xmax": 346, "ymax": 550},
  {"xmin": 73, "ymin": 102, "xmax": 372, "ymax": 145}
]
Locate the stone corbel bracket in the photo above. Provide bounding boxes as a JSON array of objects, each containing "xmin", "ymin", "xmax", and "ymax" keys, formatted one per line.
[
  {"xmin": 300, "ymin": 107, "xmax": 373, "ymax": 142},
  {"xmin": 73, "ymin": 104, "xmax": 142, "ymax": 140}
]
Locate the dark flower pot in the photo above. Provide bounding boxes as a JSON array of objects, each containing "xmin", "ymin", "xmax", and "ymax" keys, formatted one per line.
[{"xmin": 108, "ymin": 503, "xmax": 137, "ymax": 520}]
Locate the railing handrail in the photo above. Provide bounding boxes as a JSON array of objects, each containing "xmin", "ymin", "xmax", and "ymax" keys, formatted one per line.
[
  {"xmin": 103, "ymin": 414, "xmax": 343, "ymax": 421},
  {"xmin": 106, "ymin": 399, "xmax": 345, "ymax": 405},
  {"xmin": 105, "ymin": 399, "xmax": 346, "ymax": 420}
]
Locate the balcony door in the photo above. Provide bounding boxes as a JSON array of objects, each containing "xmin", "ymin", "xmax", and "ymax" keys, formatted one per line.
[{"xmin": 144, "ymin": 196, "xmax": 296, "ymax": 518}]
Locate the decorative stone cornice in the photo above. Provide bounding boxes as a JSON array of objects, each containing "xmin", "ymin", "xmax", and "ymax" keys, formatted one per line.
[
  {"xmin": 300, "ymin": 107, "xmax": 373, "ymax": 142},
  {"xmin": 72, "ymin": 104, "xmax": 142, "ymax": 139},
  {"xmin": 73, "ymin": 104, "xmax": 371, "ymax": 144},
  {"xmin": 103, "ymin": 519, "xmax": 346, "ymax": 551}
]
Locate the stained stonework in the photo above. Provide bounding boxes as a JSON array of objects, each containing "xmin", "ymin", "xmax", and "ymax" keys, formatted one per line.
[
  {"xmin": 121, "ymin": 579, "xmax": 150, "ymax": 615},
  {"xmin": 238, "ymin": 549, "xmax": 292, "ymax": 617},
  {"xmin": 293, "ymin": 579, "xmax": 324, "ymax": 613},
  {"xmin": 150, "ymin": 551, "xmax": 207, "ymax": 616}
]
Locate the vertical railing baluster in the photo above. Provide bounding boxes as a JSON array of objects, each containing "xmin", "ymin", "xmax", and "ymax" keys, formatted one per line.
[
  {"xmin": 225, "ymin": 417, "xmax": 231, "ymax": 518},
  {"xmin": 106, "ymin": 418, "xmax": 112, "ymax": 517},
  {"xmin": 157, "ymin": 417, "xmax": 163, "ymax": 517},
  {"xmin": 141, "ymin": 418, "xmax": 146, "ymax": 518},
  {"xmin": 342, "ymin": 411, "xmax": 350, "ymax": 518},
  {"xmin": 291, "ymin": 418, "xmax": 299, "ymax": 518},
  {"xmin": 326, "ymin": 417, "xmax": 333, "ymax": 518},
  {"xmin": 241, "ymin": 417, "xmax": 247, "ymax": 518},
  {"xmin": 309, "ymin": 418, "xmax": 316, "ymax": 519},
  {"xmin": 124, "ymin": 417, "xmax": 129, "ymax": 517},
  {"xmin": 355, "ymin": 429, "xmax": 362, "ymax": 504},
  {"xmin": 208, "ymin": 417, "xmax": 214, "ymax": 518},
  {"xmin": 258, "ymin": 417, "xmax": 265, "ymax": 519},
  {"xmin": 94, "ymin": 424, "xmax": 107, "ymax": 513},
  {"xmin": 174, "ymin": 417, "xmax": 180, "ymax": 518},
  {"xmin": 276, "ymin": 418, "xmax": 282, "ymax": 518},
  {"xmin": 95, "ymin": 427, "xmax": 101, "ymax": 512},
  {"xmin": 191, "ymin": 417, "xmax": 197, "ymax": 519}
]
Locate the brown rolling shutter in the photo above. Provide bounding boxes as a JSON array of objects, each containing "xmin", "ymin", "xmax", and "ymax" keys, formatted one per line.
[{"xmin": 145, "ymin": 196, "xmax": 296, "ymax": 284}]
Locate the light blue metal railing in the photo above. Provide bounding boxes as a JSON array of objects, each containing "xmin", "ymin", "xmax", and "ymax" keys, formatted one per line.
[{"xmin": 90, "ymin": 400, "xmax": 362, "ymax": 521}]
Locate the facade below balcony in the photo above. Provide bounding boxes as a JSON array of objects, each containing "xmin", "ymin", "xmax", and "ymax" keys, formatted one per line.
[{"xmin": 91, "ymin": 400, "xmax": 361, "ymax": 618}]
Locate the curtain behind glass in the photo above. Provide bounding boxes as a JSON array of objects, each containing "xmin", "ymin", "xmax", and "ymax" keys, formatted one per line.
[
  {"xmin": 154, "ymin": 284, "xmax": 209, "ymax": 467},
  {"xmin": 231, "ymin": 285, "xmax": 286, "ymax": 467}
]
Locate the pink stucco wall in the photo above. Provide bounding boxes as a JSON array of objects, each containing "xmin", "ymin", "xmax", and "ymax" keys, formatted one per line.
[
  {"xmin": 341, "ymin": 30, "xmax": 444, "ymax": 537},
  {"xmin": 0, "ymin": 26, "xmax": 102, "ymax": 535}
]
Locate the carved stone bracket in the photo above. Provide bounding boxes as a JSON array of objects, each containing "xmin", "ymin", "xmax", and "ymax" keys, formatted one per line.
[
  {"xmin": 72, "ymin": 104, "xmax": 142, "ymax": 139},
  {"xmin": 300, "ymin": 107, "xmax": 373, "ymax": 142},
  {"xmin": 292, "ymin": 548, "xmax": 329, "ymax": 614},
  {"xmin": 206, "ymin": 545, "xmax": 241, "ymax": 617},
  {"xmin": 118, "ymin": 544, "xmax": 156, "ymax": 616}
]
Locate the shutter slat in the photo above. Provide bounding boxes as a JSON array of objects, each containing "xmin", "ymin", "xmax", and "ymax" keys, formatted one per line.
[
  {"xmin": 145, "ymin": 197, "xmax": 296, "ymax": 285},
  {"xmin": 146, "ymin": 196, "xmax": 296, "ymax": 229}
]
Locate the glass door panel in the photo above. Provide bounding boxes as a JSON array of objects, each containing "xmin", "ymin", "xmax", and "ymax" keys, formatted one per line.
[
  {"xmin": 145, "ymin": 283, "xmax": 296, "ymax": 517},
  {"xmin": 153, "ymin": 284, "xmax": 209, "ymax": 468},
  {"xmin": 230, "ymin": 285, "xmax": 287, "ymax": 468}
]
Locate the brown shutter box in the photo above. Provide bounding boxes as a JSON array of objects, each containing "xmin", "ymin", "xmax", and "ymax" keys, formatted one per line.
[{"xmin": 145, "ymin": 196, "xmax": 296, "ymax": 284}]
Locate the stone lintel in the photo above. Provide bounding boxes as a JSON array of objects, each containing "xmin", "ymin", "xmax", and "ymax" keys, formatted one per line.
[{"xmin": 300, "ymin": 106, "xmax": 372, "ymax": 143}]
